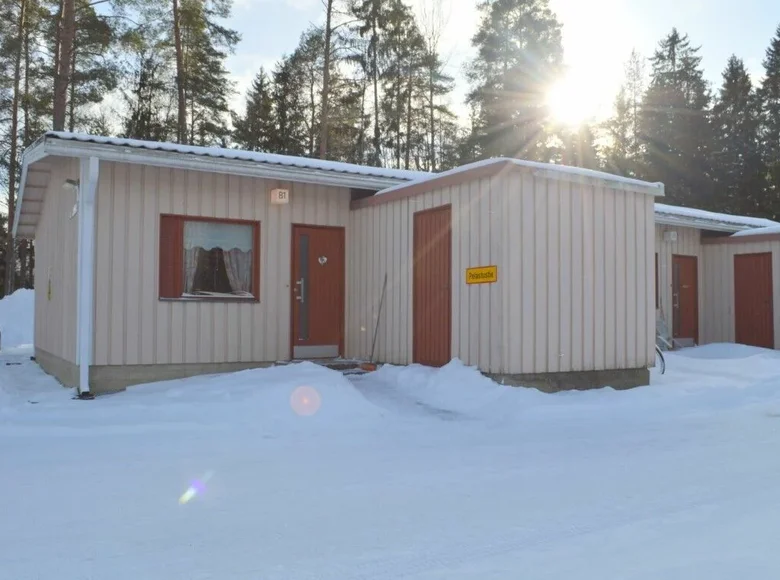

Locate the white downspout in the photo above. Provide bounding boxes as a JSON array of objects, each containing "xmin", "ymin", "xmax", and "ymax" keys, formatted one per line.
[{"xmin": 77, "ymin": 157, "xmax": 98, "ymax": 398}]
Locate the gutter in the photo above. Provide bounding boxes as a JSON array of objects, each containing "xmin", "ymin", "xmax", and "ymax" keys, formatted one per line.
[
  {"xmin": 41, "ymin": 137, "xmax": 413, "ymax": 191},
  {"xmin": 653, "ymin": 214, "xmax": 752, "ymax": 234}
]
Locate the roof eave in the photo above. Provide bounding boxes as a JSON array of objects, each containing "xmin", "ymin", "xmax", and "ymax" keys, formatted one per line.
[
  {"xmin": 40, "ymin": 137, "xmax": 409, "ymax": 190},
  {"xmin": 654, "ymin": 213, "xmax": 752, "ymax": 233}
]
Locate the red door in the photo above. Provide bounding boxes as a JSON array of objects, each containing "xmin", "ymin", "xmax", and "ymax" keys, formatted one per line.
[
  {"xmin": 672, "ymin": 255, "xmax": 698, "ymax": 344},
  {"xmin": 413, "ymin": 206, "xmax": 452, "ymax": 367},
  {"xmin": 291, "ymin": 225, "xmax": 345, "ymax": 359},
  {"xmin": 734, "ymin": 253, "xmax": 774, "ymax": 349}
]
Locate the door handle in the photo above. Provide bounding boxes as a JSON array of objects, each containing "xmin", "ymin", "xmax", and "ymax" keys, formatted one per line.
[
  {"xmin": 673, "ymin": 293, "xmax": 679, "ymax": 309},
  {"xmin": 296, "ymin": 278, "xmax": 305, "ymax": 303}
]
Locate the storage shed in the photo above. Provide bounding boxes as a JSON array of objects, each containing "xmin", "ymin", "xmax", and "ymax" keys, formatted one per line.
[{"xmin": 349, "ymin": 158, "xmax": 664, "ymax": 390}]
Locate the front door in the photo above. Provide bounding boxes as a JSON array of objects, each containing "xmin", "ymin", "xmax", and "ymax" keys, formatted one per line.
[
  {"xmin": 291, "ymin": 225, "xmax": 345, "ymax": 359},
  {"xmin": 413, "ymin": 206, "xmax": 452, "ymax": 366},
  {"xmin": 672, "ymin": 255, "xmax": 699, "ymax": 345},
  {"xmin": 734, "ymin": 253, "xmax": 774, "ymax": 348}
]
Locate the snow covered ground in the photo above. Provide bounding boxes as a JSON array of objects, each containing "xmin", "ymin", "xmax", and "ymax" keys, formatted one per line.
[{"xmin": 3, "ymin": 338, "xmax": 780, "ymax": 578}]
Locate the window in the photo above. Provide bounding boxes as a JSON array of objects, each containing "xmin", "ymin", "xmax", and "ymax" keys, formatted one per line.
[{"xmin": 159, "ymin": 215, "xmax": 260, "ymax": 300}]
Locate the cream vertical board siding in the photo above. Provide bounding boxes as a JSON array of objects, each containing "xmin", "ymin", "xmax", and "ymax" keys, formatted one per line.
[
  {"xmin": 701, "ymin": 241, "xmax": 780, "ymax": 347},
  {"xmin": 654, "ymin": 225, "xmax": 703, "ymax": 339},
  {"xmin": 347, "ymin": 169, "xmax": 656, "ymax": 373},
  {"xmin": 33, "ymin": 156, "xmax": 80, "ymax": 363},
  {"xmin": 92, "ymin": 161, "xmax": 351, "ymax": 366}
]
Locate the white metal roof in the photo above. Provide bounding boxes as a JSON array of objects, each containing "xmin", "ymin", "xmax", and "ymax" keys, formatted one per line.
[
  {"xmin": 376, "ymin": 157, "xmax": 666, "ymax": 197},
  {"xmin": 654, "ymin": 203, "xmax": 779, "ymax": 233},
  {"xmin": 13, "ymin": 132, "xmax": 431, "ymax": 238},
  {"xmin": 731, "ymin": 224, "xmax": 780, "ymax": 237}
]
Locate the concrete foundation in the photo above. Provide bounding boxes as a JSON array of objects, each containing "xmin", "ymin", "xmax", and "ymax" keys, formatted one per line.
[
  {"xmin": 486, "ymin": 367, "xmax": 650, "ymax": 393},
  {"xmin": 35, "ymin": 348, "xmax": 79, "ymax": 389},
  {"xmin": 34, "ymin": 349, "xmax": 275, "ymax": 395}
]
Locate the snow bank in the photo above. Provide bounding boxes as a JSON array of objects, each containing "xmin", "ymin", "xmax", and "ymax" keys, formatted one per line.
[
  {"xmin": 374, "ymin": 359, "xmax": 546, "ymax": 419},
  {"xmin": 84, "ymin": 361, "xmax": 386, "ymax": 432},
  {"xmin": 0, "ymin": 289, "xmax": 34, "ymax": 350}
]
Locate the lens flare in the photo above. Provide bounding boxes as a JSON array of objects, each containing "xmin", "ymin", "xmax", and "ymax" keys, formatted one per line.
[
  {"xmin": 179, "ymin": 471, "xmax": 214, "ymax": 505},
  {"xmin": 290, "ymin": 385, "xmax": 322, "ymax": 417}
]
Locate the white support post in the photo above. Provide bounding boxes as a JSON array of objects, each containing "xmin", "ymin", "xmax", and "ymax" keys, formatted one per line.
[{"xmin": 77, "ymin": 157, "xmax": 98, "ymax": 396}]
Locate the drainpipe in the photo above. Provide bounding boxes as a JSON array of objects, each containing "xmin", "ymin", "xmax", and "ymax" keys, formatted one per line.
[{"xmin": 76, "ymin": 157, "xmax": 98, "ymax": 399}]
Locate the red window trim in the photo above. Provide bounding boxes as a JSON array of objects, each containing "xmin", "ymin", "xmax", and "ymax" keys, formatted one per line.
[{"xmin": 159, "ymin": 214, "xmax": 261, "ymax": 302}]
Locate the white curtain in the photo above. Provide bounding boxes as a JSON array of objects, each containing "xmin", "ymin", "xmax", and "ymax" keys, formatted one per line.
[
  {"xmin": 224, "ymin": 249, "xmax": 253, "ymax": 294},
  {"xmin": 184, "ymin": 247, "xmax": 202, "ymax": 294}
]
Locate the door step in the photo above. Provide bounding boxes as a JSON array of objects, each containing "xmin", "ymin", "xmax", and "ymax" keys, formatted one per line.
[{"xmin": 275, "ymin": 358, "xmax": 373, "ymax": 375}]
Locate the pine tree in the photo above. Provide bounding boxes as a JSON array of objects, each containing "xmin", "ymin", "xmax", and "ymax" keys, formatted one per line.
[
  {"xmin": 349, "ymin": 0, "xmax": 387, "ymax": 166},
  {"xmin": 760, "ymin": 24, "xmax": 780, "ymax": 196},
  {"xmin": 711, "ymin": 56, "xmax": 767, "ymax": 216},
  {"xmin": 270, "ymin": 55, "xmax": 307, "ymax": 156},
  {"xmin": 168, "ymin": 0, "xmax": 238, "ymax": 145},
  {"xmin": 640, "ymin": 29, "xmax": 713, "ymax": 207},
  {"xmin": 232, "ymin": 68, "xmax": 274, "ymax": 152},
  {"xmin": 466, "ymin": 0, "xmax": 563, "ymax": 161},
  {"xmin": 67, "ymin": 0, "xmax": 119, "ymax": 132},
  {"xmin": 602, "ymin": 86, "xmax": 634, "ymax": 175}
]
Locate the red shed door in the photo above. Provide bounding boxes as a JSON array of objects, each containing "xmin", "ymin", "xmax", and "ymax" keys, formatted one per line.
[
  {"xmin": 413, "ymin": 206, "xmax": 452, "ymax": 367},
  {"xmin": 734, "ymin": 253, "xmax": 774, "ymax": 349},
  {"xmin": 672, "ymin": 255, "xmax": 699, "ymax": 344},
  {"xmin": 291, "ymin": 225, "xmax": 345, "ymax": 359}
]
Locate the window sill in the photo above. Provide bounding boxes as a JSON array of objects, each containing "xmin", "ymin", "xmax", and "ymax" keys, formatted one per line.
[{"xmin": 159, "ymin": 296, "xmax": 260, "ymax": 304}]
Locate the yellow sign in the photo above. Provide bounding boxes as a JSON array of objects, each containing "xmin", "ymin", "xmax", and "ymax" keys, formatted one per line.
[{"xmin": 466, "ymin": 265, "xmax": 498, "ymax": 285}]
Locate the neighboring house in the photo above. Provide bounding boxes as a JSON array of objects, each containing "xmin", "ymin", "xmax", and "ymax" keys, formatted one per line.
[
  {"xmin": 13, "ymin": 132, "xmax": 778, "ymax": 396},
  {"xmin": 651, "ymin": 207, "xmax": 780, "ymax": 350}
]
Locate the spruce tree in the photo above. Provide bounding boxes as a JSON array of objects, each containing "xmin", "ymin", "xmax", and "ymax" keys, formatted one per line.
[
  {"xmin": 232, "ymin": 68, "xmax": 275, "ymax": 152},
  {"xmin": 640, "ymin": 29, "xmax": 713, "ymax": 207},
  {"xmin": 760, "ymin": 24, "xmax": 780, "ymax": 196},
  {"xmin": 270, "ymin": 55, "xmax": 307, "ymax": 156},
  {"xmin": 711, "ymin": 56, "xmax": 766, "ymax": 216},
  {"xmin": 465, "ymin": 0, "xmax": 563, "ymax": 161}
]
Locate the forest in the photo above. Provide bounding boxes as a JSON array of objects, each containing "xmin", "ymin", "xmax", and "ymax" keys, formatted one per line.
[{"xmin": 1, "ymin": 0, "xmax": 779, "ymax": 296}]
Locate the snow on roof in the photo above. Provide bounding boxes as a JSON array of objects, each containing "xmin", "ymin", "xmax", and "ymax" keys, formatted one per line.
[
  {"xmin": 731, "ymin": 224, "xmax": 780, "ymax": 237},
  {"xmin": 42, "ymin": 132, "xmax": 431, "ymax": 183},
  {"xmin": 376, "ymin": 157, "xmax": 665, "ymax": 197},
  {"xmin": 654, "ymin": 203, "xmax": 779, "ymax": 231}
]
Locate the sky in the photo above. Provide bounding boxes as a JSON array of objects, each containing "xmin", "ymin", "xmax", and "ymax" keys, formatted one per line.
[{"xmin": 227, "ymin": 0, "xmax": 778, "ymax": 123}]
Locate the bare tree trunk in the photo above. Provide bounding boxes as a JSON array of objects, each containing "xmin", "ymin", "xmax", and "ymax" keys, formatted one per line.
[
  {"xmin": 23, "ymin": 20, "xmax": 31, "ymax": 146},
  {"xmin": 172, "ymin": 0, "xmax": 187, "ymax": 144},
  {"xmin": 6, "ymin": 0, "xmax": 28, "ymax": 295},
  {"xmin": 318, "ymin": 0, "xmax": 334, "ymax": 159},
  {"xmin": 404, "ymin": 66, "xmax": 413, "ymax": 170},
  {"xmin": 53, "ymin": 0, "xmax": 74, "ymax": 131},
  {"xmin": 68, "ymin": 43, "xmax": 77, "ymax": 132},
  {"xmin": 371, "ymin": 19, "xmax": 381, "ymax": 166},
  {"xmin": 428, "ymin": 67, "xmax": 435, "ymax": 171},
  {"xmin": 309, "ymin": 73, "xmax": 316, "ymax": 155}
]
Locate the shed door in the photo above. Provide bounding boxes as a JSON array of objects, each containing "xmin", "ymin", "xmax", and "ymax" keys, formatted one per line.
[
  {"xmin": 413, "ymin": 206, "xmax": 452, "ymax": 367},
  {"xmin": 291, "ymin": 225, "xmax": 345, "ymax": 359},
  {"xmin": 672, "ymin": 255, "xmax": 698, "ymax": 344},
  {"xmin": 734, "ymin": 253, "xmax": 774, "ymax": 349}
]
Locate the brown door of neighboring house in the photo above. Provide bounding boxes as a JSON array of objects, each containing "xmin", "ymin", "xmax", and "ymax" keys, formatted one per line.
[
  {"xmin": 672, "ymin": 255, "xmax": 699, "ymax": 344},
  {"xmin": 734, "ymin": 253, "xmax": 774, "ymax": 349},
  {"xmin": 413, "ymin": 205, "xmax": 452, "ymax": 367},
  {"xmin": 291, "ymin": 225, "xmax": 345, "ymax": 359}
]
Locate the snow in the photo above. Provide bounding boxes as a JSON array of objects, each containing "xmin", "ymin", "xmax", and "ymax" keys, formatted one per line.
[
  {"xmin": 655, "ymin": 203, "xmax": 779, "ymax": 231},
  {"xmin": 731, "ymin": 224, "xmax": 780, "ymax": 237},
  {"xmin": 376, "ymin": 157, "xmax": 665, "ymax": 197},
  {"xmin": 5, "ymin": 339, "xmax": 780, "ymax": 578},
  {"xmin": 42, "ymin": 132, "xmax": 431, "ymax": 182},
  {"xmin": 0, "ymin": 289, "xmax": 34, "ymax": 350}
]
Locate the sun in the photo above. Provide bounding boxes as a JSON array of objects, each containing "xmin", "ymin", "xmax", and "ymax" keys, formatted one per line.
[{"xmin": 545, "ymin": 73, "xmax": 600, "ymax": 127}]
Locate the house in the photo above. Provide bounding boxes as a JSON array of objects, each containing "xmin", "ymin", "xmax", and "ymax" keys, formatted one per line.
[
  {"xmin": 651, "ymin": 206, "xmax": 780, "ymax": 349},
  {"xmin": 15, "ymin": 131, "xmax": 775, "ymax": 396}
]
